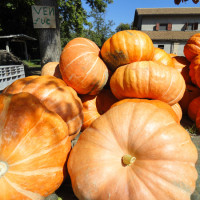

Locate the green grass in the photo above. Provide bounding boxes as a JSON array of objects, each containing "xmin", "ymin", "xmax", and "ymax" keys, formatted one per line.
[
  {"xmin": 185, "ymin": 124, "xmax": 199, "ymax": 136},
  {"xmin": 23, "ymin": 59, "xmax": 41, "ymax": 68}
]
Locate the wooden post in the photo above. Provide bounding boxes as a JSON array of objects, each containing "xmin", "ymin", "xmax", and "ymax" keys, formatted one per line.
[{"xmin": 34, "ymin": 0, "xmax": 61, "ymax": 67}]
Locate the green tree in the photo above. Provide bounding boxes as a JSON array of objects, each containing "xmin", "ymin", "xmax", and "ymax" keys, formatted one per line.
[{"xmin": 115, "ymin": 23, "xmax": 131, "ymax": 32}]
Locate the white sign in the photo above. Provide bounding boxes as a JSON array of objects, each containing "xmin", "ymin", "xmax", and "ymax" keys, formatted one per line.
[{"xmin": 31, "ymin": 5, "xmax": 56, "ymax": 28}]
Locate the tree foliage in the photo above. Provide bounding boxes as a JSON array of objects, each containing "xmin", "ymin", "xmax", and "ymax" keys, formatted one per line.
[{"xmin": 115, "ymin": 23, "xmax": 131, "ymax": 32}]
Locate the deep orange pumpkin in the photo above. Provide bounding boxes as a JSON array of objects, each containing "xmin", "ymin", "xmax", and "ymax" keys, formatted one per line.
[
  {"xmin": 110, "ymin": 61, "xmax": 186, "ymax": 105},
  {"xmin": 184, "ymin": 33, "xmax": 200, "ymax": 61},
  {"xmin": 188, "ymin": 96, "xmax": 200, "ymax": 121},
  {"xmin": 59, "ymin": 37, "xmax": 108, "ymax": 95},
  {"xmin": 41, "ymin": 62, "xmax": 62, "ymax": 79},
  {"xmin": 152, "ymin": 47, "xmax": 174, "ymax": 67},
  {"xmin": 100, "ymin": 30, "xmax": 154, "ymax": 71},
  {"xmin": 2, "ymin": 75, "xmax": 83, "ymax": 140},
  {"xmin": 0, "ymin": 92, "xmax": 71, "ymax": 199},
  {"xmin": 189, "ymin": 55, "xmax": 200, "ymax": 86},
  {"xmin": 111, "ymin": 98, "xmax": 181, "ymax": 123},
  {"xmin": 80, "ymin": 89, "xmax": 118, "ymax": 131},
  {"xmin": 179, "ymin": 84, "xmax": 200, "ymax": 114},
  {"xmin": 68, "ymin": 102, "xmax": 198, "ymax": 200}
]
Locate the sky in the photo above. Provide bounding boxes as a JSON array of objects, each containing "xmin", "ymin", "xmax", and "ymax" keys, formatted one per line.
[{"xmin": 82, "ymin": 0, "xmax": 200, "ymax": 31}]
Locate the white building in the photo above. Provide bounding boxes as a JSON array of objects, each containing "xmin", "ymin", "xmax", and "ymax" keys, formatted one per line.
[{"xmin": 133, "ymin": 7, "xmax": 200, "ymax": 56}]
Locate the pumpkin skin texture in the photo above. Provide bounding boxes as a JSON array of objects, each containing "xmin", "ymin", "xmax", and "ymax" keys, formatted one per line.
[
  {"xmin": 179, "ymin": 84, "xmax": 200, "ymax": 114},
  {"xmin": 67, "ymin": 102, "xmax": 198, "ymax": 200},
  {"xmin": 184, "ymin": 33, "xmax": 200, "ymax": 62},
  {"xmin": 189, "ymin": 55, "xmax": 200, "ymax": 86},
  {"xmin": 59, "ymin": 37, "xmax": 108, "ymax": 95},
  {"xmin": 80, "ymin": 89, "xmax": 118, "ymax": 131},
  {"xmin": 41, "ymin": 62, "xmax": 62, "ymax": 79},
  {"xmin": 171, "ymin": 103, "xmax": 182, "ymax": 122},
  {"xmin": 111, "ymin": 98, "xmax": 180, "ymax": 123},
  {"xmin": 172, "ymin": 56, "xmax": 190, "ymax": 72},
  {"xmin": 2, "ymin": 75, "xmax": 83, "ymax": 140},
  {"xmin": 188, "ymin": 96, "xmax": 200, "ymax": 121},
  {"xmin": 0, "ymin": 93, "xmax": 71, "ymax": 200},
  {"xmin": 110, "ymin": 61, "xmax": 186, "ymax": 105},
  {"xmin": 100, "ymin": 30, "xmax": 154, "ymax": 71},
  {"xmin": 152, "ymin": 47, "xmax": 174, "ymax": 68}
]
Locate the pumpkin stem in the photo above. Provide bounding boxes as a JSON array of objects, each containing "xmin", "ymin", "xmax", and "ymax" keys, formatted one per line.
[
  {"xmin": 0, "ymin": 161, "xmax": 8, "ymax": 177},
  {"xmin": 122, "ymin": 154, "xmax": 136, "ymax": 166}
]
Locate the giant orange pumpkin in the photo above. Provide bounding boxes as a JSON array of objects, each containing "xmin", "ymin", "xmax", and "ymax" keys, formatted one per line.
[
  {"xmin": 0, "ymin": 92, "xmax": 71, "ymax": 200},
  {"xmin": 152, "ymin": 47, "xmax": 174, "ymax": 68},
  {"xmin": 189, "ymin": 55, "xmax": 200, "ymax": 86},
  {"xmin": 41, "ymin": 62, "xmax": 62, "ymax": 79},
  {"xmin": 100, "ymin": 30, "xmax": 154, "ymax": 71},
  {"xmin": 59, "ymin": 37, "xmax": 108, "ymax": 95},
  {"xmin": 111, "ymin": 98, "xmax": 181, "ymax": 123},
  {"xmin": 68, "ymin": 102, "xmax": 198, "ymax": 200},
  {"xmin": 184, "ymin": 33, "xmax": 200, "ymax": 61},
  {"xmin": 2, "ymin": 75, "xmax": 83, "ymax": 140},
  {"xmin": 110, "ymin": 61, "xmax": 186, "ymax": 105}
]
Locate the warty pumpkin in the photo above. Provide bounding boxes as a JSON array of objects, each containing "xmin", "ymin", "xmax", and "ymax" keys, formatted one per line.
[
  {"xmin": 111, "ymin": 98, "xmax": 181, "ymax": 123},
  {"xmin": 80, "ymin": 89, "xmax": 118, "ymax": 131},
  {"xmin": 110, "ymin": 61, "xmax": 186, "ymax": 105},
  {"xmin": 152, "ymin": 47, "xmax": 174, "ymax": 68},
  {"xmin": 41, "ymin": 62, "xmax": 62, "ymax": 79},
  {"xmin": 59, "ymin": 37, "xmax": 108, "ymax": 95},
  {"xmin": 0, "ymin": 92, "xmax": 71, "ymax": 200},
  {"xmin": 2, "ymin": 75, "xmax": 83, "ymax": 140},
  {"xmin": 67, "ymin": 102, "xmax": 198, "ymax": 200},
  {"xmin": 100, "ymin": 30, "xmax": 154, "ymax": 71},
  {"xmin": 184, "ymin": 33, "xmax": 200, "ymax": 61}
]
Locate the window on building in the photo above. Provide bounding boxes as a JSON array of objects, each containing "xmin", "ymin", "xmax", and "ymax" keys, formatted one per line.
[
  {"xmin": 158, "ymin": 45, "xmax": 164, "ymax": 49},
  {"xmin": 155, "ymin": 23, "xmax": 172, "ymax": 31},
  {"xmin": 185, "ymin": 22, "xmax": 198, "ymax": 30}
]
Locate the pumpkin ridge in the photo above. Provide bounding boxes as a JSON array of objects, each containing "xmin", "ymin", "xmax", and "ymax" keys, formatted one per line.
[
  {"xmin": 62, "ymin": 43, "xmax": 92, "ymax": 52},
  {"xmin": 6, "ymin": 110, "xmax": 45, "ymax": 162},
  {"xmin": 81, "ymin": 37, "xmax": 97, "ymax": 49},
  {"xmin": 9, "ymin": 136, "xmax": 69, "ymax": 167},
  {"xmin": 4, "ymin": 176, "xmax": 44, "ymax": 200}
]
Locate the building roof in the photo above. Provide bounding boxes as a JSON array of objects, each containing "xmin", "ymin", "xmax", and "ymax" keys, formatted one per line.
[
  {"xmin": 143, "ymin": 31, "xmax": 200, "ymax": 41},
  {"xmin": 136, "ymin": 7, "xmax": 200, "ymax": 15}
]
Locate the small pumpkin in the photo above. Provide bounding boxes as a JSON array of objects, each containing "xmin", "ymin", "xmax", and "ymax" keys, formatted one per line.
[
  {"xmin": 179, "ymin": 84, "xmax": 200, "ymax": 114},
  {"xmin": 184, "ymin": 33, "xmax": 200, "ymax": 61},
  {"xmin": 152, "ymin": 47, "xmax": 174, "ymax": 67},
  {"xmin": 68, "ymin": 102, "xmax": 198, "ymax": 200},
  {"xmin": 188, "ymin": 96, "xmax": 200, "ymax": 121},
  {"xmin": 110, "ymin": 61, "xmax": 186, "ymax": 105},
  {"xmin": 3, "ymin": 75, "xmax": 83, "ymax": 140},
  {"xmin": 0, "ymin": 92, "xmax": 71, "ymax": 199},
  {"xmin": 80, "ymin": 89, "xmax": 118, "ymax": 131},
  {"xmin": 59, "ymin": 37, "xmax": 108, "ymax": 95},
  {"xmin": 111, "ymin": 98, "xmax": 181, "ymax": 123},
  {"xmin": 41, "ymin": 62, "xmax": 62, "ymax": 79},
  {"xmin": 100, "ymin": 30, "xmax": 154, "ymax": 71}
]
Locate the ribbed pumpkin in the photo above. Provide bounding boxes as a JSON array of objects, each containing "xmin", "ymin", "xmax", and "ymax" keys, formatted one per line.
[
  {"xmin": 0, "ymin": 92, "xmax": 71, "ymax": 200},
  {"xmin": 171, "ymin": 103, "xmax": 182, "ymax": 122},
  {"xmin": 41, "ymin": 62, "xmax": 62, "ymax": 79},
  {"xmin": 3, "ymin": 75, "xmax": 83, "ymax": 140},
  {"xmin": 189, "ymin": 55, "xmax": 200, "ymax": 86},
  {"xmin": 195, "ymin": 108, "xmax": 200, "ymax": 130},
  {"xmin": 59, "ymin": 37, "xmax": 108, "ymax": 95},
  {"xmin": 100, "ymin": 30, "xmax": 154, "ymax": 71},
  {"xmin": 179, "ymin": 84, "xmax": 200, "ymax": 114},
  {"xmin": 152, "ymin": 47, "xmax": 174, "ymax": 67},
  {"xmin": 184, "ymin": 33, "xmax": 200, "ymax": 61},
  {"xmin": 110, "ymin": 61, "xmax": 186, "ymax": 105},
  {"xmin": 188, "ymin": 96, "xmax": 200, "ymax": 121},
  {"xmin": 172, "ymin": 56, "xmax": 190, "ymax": 72},
  {"xmin": 80, "ymin": 89, "xmax": 118, "ymax": 131},
  {"xmin": 67, "ymin": 102, "xmax": 198, "ymax": 200}
]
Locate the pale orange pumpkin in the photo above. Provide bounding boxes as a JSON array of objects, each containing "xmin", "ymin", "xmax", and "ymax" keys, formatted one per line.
[
  {"xmin": 68, "ymin": 102, "xmax": 198, "ymax": 200},
  {"xmin": 111, "ymin": 98, "xmax": 181, "ymax": 123},
  {"xmin": 100, "ymin": 30, "xmax": 154, "ymax": 71},
  {"xmin": 59, "ymin": 37, "xmax": 108, "ymax": 95},
  {"xmin": 3, "ymin": 75, "xmax": 83, "ymax": 140},
  {"xmin": 41, "ymin": 62, "xmax": 62, "ymax": 79},
  {"xmin": 110, "ymin": 61, "xmax": 186, "ymax": 105},
  {"xmin": 0, "ymin": 92, "xmax": 71, "ymax": 200},
  {"xmin": 152, "ymin": 47, "xmax": 174, "ymax": 67},
  {"xmin": 184, "ymin": 33, "xmax": 200, "ymax": 61},
  {"xmin": 171, "ymin": 103, "xmax": 182, "ymax": 122}
]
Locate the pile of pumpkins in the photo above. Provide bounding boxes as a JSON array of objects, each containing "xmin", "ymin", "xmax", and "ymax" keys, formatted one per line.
[{"xmin": 0, "ymin": 30, "xmax": 199, "ymax": 200}]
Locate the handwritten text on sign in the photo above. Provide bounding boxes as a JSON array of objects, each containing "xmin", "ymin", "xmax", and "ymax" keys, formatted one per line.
[{"xmin": 31, "ymin": 5, "xmax": 56, "ymax": 28}]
